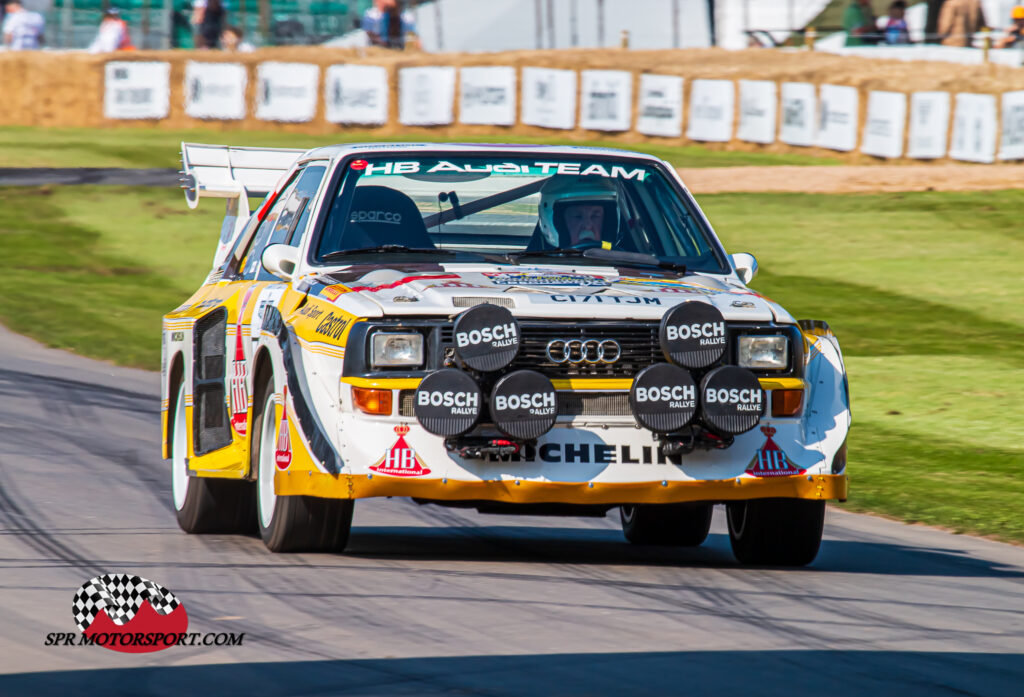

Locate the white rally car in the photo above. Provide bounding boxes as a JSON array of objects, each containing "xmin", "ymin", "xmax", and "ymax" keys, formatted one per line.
[{"xmin": 162, "ymin": 142, "xmax": 850, "ymax": 565}]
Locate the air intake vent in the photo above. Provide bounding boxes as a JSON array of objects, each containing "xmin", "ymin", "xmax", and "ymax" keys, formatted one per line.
[{"xmin": 452, "ymin": 296, "xmax": 514, "ymax": 309}]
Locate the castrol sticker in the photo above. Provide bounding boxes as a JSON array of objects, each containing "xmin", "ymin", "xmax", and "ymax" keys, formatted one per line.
[
  {"xmin": 659, "ymin": 302, "xmax": 727, "ymax": 368},
  {"xmin": 451, "ymin": 303, "xmax": 520, "ymax": 372},
  {"xmin": 629, "ymin": 363, "xmax": 698, "ymax": 433},
  {"xmin": 413, "ymin": 369, "xmax": 483, "ymax": 437},
  {"xmin": 490, "ymin": 370, "xmax": 558, "ymax": 440},
  {"xmin": 699, "ymin": 366, "xmax": 765, "ymax": 435},
  {"xmin": 370, "ymin": 424, "xmax": 431, "ymax": 477}
]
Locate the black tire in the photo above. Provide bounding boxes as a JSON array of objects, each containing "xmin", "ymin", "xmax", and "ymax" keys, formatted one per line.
[
  {"xmin": 619, "ymin": 503, "xmax": 713, "ymax": 546},
  {"xmin": 252, "ymin": 374, "xmax": 353, "ymax": 553},
  {"xmin": 170, "ymin": 382, "xmax": 256, "ymax": 535},
  {"xmin": 726, "ymin": 498, "xmax": 825, "ymax": 566}
]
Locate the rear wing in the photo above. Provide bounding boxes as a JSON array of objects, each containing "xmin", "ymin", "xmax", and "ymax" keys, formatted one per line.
[
  {"xmin": 180, "ymin": 142, "xmax": 305, "ymax": 209},
  {"xmin": 179, "ymin": 142, "xmax": 307, "ymax": 272}
]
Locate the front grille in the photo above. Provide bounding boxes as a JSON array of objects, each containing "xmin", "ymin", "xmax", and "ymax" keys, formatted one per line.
[
  {"xmin": 452, "ymin": 296, "xmax": 514, "ymax": 308},
  {"xmin": 398, "ymin": 390, "xmax": 631, "ymax": 418},
  {"xmin": 440, "ymin": 321, "xmax": 660, "ymax": 378}
]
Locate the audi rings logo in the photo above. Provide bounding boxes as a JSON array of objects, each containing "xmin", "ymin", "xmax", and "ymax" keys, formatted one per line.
[{"xmin": 545, "ymin": 339, "xmax": 621, "ymax": 364}]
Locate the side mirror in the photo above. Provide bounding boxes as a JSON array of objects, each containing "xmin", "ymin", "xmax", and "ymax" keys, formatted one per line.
[
  {"xmin": 730, "ymin": 253, "xmax": 758, "ymax": 284},
  {"xmin": 262, "ymin": 244, "xmax": 299, "ymax": 282}
]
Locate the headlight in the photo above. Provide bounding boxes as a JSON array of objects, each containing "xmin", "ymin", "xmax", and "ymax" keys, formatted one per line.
[
  {"xmin": 370, "ymin": 332, "xmax": 423, "ymax": 367},
  {"xmin": 738, "ymin": 335, "xmax": 788, "ymax": 370}
]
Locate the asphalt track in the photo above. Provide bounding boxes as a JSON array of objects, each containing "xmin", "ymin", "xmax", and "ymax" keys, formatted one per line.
[{"xmin": 0, "ymin": 324, "xmax": 1022, "ymax": 696}]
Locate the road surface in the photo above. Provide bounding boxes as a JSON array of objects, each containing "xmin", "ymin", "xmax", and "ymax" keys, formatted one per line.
[{"xmin": 0, "ymin": 325, "xmax": 1021, "ymax": 696}]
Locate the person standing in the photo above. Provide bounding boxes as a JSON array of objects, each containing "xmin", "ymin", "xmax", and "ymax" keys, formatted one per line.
[
  {"xmin": 88, "ymin": 8, "xmax": 135, "ymax": 53},
  {"xmin": 937, "ymin": 0, "xmax": 986, "ymax": 47},
  {"xmin": 192, "ymin": 0, "xmax": 226, "ymax": 48},
  {"xmin": 996, "ymin": 5, "xmax": 1024, "ymax": 48},
  {"xmin": 843, "ymin": 0, "xmax": 878, "ymax": 46},
  {"xmin": 2, "ymin": 0, "xmax": 44, "ymax": 50},
  {"xmin": 884, "ymin": 1, "xmax": 911, "ymax": 44},
  {"xmin": 361, "ymin": 0, "xmax": 415, "ymax": 49}
]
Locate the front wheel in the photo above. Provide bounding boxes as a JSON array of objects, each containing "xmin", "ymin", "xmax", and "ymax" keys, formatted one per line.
[
  {"xmin": 619, "ymin": 503, "xmax": 713, "ymax": 546},
  {"xmin": 252, "ymin": 381, "xmax": 353, "ymax": 553},
  {"xmin": 726, "ymin": 498, "xmax": 825, "ymax": 566},
  {"xmin": 170, "ymin": 382, "xmax": 255, "ymax": 534}
]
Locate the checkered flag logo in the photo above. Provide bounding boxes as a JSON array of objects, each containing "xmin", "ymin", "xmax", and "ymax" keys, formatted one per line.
[{"xmin": 72, "ymin": 574, "xmax": 181, "ymax": 632}]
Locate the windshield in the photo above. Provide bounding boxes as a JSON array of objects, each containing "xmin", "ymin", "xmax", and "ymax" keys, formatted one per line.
[{"xmin": 312, "ymin": 155, "xmax": 728, "ymax": 273}]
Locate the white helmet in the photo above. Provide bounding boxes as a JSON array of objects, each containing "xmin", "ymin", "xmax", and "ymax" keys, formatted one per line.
[{"xmin": 537, "ymin": 176, "xmax": 618, "ymax": 248}]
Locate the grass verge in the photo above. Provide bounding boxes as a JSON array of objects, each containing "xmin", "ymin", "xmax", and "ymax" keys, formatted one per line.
[
  {"xmin": 0, "ymin": 125, "xmax": 840, "ymax": 170},
  {"xmin": 0, "ymin": 185, "xmax": 1019, "ymax": 542}
]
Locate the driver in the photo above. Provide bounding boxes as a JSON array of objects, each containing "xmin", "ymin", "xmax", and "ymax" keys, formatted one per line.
[
  {"xmin": 563, "ymin": 203, "xmax": 604, "ymax": 246},
  {"xmin": 536, "ymin": 176, "xmax": 618, "ymax": 249}
]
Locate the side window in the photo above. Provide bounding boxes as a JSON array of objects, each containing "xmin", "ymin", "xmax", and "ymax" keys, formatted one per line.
[
  {"xmin": 240, "ymin": 172, "xmax": 301, "ymax": 281},
  {"xmin": 277, "ymin": 163, "xmax": 328, "ymax": 246}
]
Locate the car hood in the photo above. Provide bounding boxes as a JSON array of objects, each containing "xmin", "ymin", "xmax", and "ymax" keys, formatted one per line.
[{"xmin": 314, "ymin": 264, "xmax": 793, "ymax": 324}]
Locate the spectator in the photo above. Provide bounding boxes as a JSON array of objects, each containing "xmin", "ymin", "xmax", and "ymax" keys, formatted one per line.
[
  {"xmin": 937, "ymin": 0, "xmax": 986, "ymax": 47},
  {"xmin": 884, "ymin": 1, "xmax": 911, "ymax": 44},
  {"xmin": 192, "ymin": 0, "xmax": 226, "ymax": 49},
  {"xmin": 362, "ymin": 0, "xmax": 415, "ymax": 49},
  {"xmin": 843, "ymin": 0, "xmax": 878, "ymax": 46},
  {"xmin": 220, "ymin": 24, "xmax": 254, "ymax": 52},
  {"xmin": 88, "ymin": 8, "xmax": 135, "ymax": 53},
  {"xmin": 996, "ymin": 5, "xmax": 1024, "ymax": 48},
  {"xmin": 2, "ymin": 0, "xmax": 44, "ymax": 50}
]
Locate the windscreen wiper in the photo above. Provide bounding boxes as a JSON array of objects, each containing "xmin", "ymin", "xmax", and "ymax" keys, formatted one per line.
[
  {"xmin": 320, "ymin": 245, "xmax": 466, "ymax": 261},
  {"xmin": 508, "ymin": 247, "xmax": 687, "ymax": 274}
]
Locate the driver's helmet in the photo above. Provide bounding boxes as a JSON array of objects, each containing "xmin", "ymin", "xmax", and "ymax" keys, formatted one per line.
[{"xmin": 537, "ymin": 176, "xmax": 618, "ymax": 248}]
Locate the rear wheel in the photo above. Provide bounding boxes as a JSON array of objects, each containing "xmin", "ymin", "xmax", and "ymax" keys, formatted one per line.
[
  {"xmin": 726, "ymin": 498, "xmax": 825, "ymax": 566},
  {"xmin": 619, "ymin": 503, "xmax": 713, "ymax": 546},
  {"xmin": 252, "ymin": 378, "xmax": 353, "ymax": 553},
  {"xmin": 170, "ymin": 382, "xmax": 255, "ymax": 534}
]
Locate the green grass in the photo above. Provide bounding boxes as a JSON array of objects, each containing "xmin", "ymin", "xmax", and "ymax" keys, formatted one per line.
[
  {"xmin": 0, "ymin": 186, "xmax": 219, "ymax": 367},
  {"xmin": 701, "ymin": 192, "xmax": 1024, "ymax": 542},
  {"xmin": 0, "ymin": 125, "xmax": 840, "ymax": 170},
  {"xmin": 0, "ymin": 184, "xmax": 1020, "ymax": 542}
]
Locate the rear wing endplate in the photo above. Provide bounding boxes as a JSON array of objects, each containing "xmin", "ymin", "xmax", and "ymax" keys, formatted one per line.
[
  {"xmin": 180, "ymin": 142, "xmax": 306, "ymax": 209},
  {"xmin": 180, "ymin": 142, "xmax": 307, "ymax": 273}
]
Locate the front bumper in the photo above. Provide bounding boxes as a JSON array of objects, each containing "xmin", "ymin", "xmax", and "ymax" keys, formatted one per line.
[{"xmin": 276, "ymin": 469, "xmax": 847, "ymax": 504}]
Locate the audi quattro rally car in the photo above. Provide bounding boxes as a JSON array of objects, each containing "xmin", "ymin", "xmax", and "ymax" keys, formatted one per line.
[{"xmin": 162, "ymin": 142, "xmax": 850, "ymax": 565}]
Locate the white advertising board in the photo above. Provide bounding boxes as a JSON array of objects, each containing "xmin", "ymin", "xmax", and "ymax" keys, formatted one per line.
[
  {"xmin": 686, "ymin": 79, "xmax": 733, "ymax": 142},
  {"xmin": 636, "ymin": 74, "xmax": 684, "ymax": 138},
  {"xmin": 907, "ymin": 91, "xmax": 950, "ymax": 159},
  {"xmin": 998, "ymin": 90, "xmax": 1024, "ymax": 161},
  {"xmin": 185, "ymin": 62, "xmax": 247, "ymax": 120},
  {"xmin": 861, "ymin": 91, "xmax": 907, "ymax": 159},
  {"xmin": 521, "ymin": 67, "xmax": 577, "ymax": 130},
  {"xmin": 816, "ymin": 84, "xmax": 859, "ymax": 152},
  {"xmin": 399, "ymin": 66, "xmax": 456, "ymax": 126},
  {"xmin": 255, "ymin": 62, "xmax": 320, "ymax": 123},
  {"xmin": 104, "ymin": 61, "xmax": 170, "ymax": 120},
  {"xmin": 737, "ymin": 79, "xmax": 776, "ymax": 144},
  {"xmin": 458, "ymin": 66, "xmax": 516, "ymax": 126},
  {"xmin": 324, "ymin": 64, "xmax": 389, "ymax": 125},
  {"xmin": 780, "ymin": 82, "xmax": 816, "ymax": 147},
  {"xmin": 580, "ymin": 70, "xmax": 633, "ymax": 132},
  {"xmin": 949, "ymin": 93, "xmax": 997, "ymax": 163}
]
